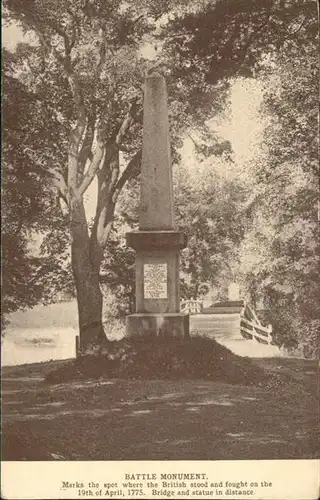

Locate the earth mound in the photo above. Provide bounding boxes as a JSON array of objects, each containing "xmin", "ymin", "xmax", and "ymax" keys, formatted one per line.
[{"xmin": 45, "ymin": 335, "xmax": 273, "ymax": 387}]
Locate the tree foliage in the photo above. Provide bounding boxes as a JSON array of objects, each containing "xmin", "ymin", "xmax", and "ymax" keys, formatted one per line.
[
  {"xmin": 161, "ymin": 0, "xmax": 316, "ymax": 115},
  {"xmin": 2, "ymin": 49, "xmax": 71, "ymax": 317},
  {"xmin": 175, "ymin": 164, "xmax": 246, "ymax": 299},
  {"xmin": 238, "ymin": 20, "xmax": 319, "ymax": 355}
]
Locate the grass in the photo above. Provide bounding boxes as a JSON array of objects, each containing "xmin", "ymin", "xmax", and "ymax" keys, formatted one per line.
[{"xmin": 2, "ymin": 335, "xmax": 319, "ymax": 461}]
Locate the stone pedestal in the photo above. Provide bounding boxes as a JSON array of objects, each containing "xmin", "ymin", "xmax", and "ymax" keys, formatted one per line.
[
  {"xmin": 126, "ymin": 313, "xmax": 189, "ymax": 338},
  {"xmin": 126, "ymin": 231, "xmax": 189, "ymax": 338},
  {"xmin": 126, "ymin": 73, "xmax": 189, "ymax": 338}
]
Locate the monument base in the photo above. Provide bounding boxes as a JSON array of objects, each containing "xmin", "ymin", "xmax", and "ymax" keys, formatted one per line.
[{"xmin": 126, "ymin": 313, "xmax": 189, "ymax": 339}]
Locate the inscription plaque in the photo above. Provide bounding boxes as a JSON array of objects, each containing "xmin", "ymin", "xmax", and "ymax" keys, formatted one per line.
[{"xmin": 144, "ymin": 263, "xmax": 167, "ymax": 299}]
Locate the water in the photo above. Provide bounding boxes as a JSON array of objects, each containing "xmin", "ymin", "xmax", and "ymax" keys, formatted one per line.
[{"xmin": 2, "ymin": 327, "xmax": 77, "ymax": 366}]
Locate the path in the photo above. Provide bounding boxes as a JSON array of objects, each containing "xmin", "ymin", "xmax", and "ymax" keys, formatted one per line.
[{"xmin": 190, "ymin": 314, "xmax": 281, "ymax": 357}]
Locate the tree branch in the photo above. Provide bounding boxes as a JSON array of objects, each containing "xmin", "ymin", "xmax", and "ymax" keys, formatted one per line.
[
  {"xmin": 66, "ymin": 9, "xmax": 80, "ymax": 52},
  {"xmin": 187, "ymin": 133, "xmax": 198, "ymax": 147},
  {"xmin": 47, "ymin": 167, "xmax": 69, "ymax": 204},
  {"xmin": 51, "ymin": 19, "xmax": 73, "ymax": 55},
  {"xmin": 78, "ymin": 115, "xmax": 95, "ymax": 175},
  {"xmin": 235, "ymin": 16, "xmax": 271, "ymax": 69},
  {"xmin": 26, "ymin": 11, "xmax": 86, "ymax": 168},
  {"xmin": 90, "ymin": 145, "xmax": 123, "ymax": 250},
  {"xmin": 115, "ymin": 98, "xmax": 140, "ymax": 147},
  {"xmin": 112, "ymin": 150, "xmax": 142, "ymax": 204},
  {"xmin": 96, "ymin": 21, "xmax": 107, "ymax": 78},
  {"xmin": 78, "ymin": 139, "xmax": 105, "ymax": 197}
]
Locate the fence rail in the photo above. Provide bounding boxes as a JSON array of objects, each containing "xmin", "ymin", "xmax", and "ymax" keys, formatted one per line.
[
  {"xmin": 240, "ymin": 316, "xmax": 272, "ymax": 344},
  {"xmin": 180, "ymin": 299, "xmax": 273, "ymax": 345},
  {"xmin": 240, "ymin": 303, "xmax": 273, "ymax": 344},
  {"xmin": 180, "ymin": 299, "xmax": 203, "ymax": 314}
]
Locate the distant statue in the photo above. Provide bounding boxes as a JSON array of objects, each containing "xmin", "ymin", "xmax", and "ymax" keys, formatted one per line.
[{"xmin": 228, "ymin": 282, "xmax": 240, "ymax": 301}]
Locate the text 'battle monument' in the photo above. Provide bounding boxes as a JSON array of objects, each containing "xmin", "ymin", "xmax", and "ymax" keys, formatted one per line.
[{"xmin": 126, "ymin": 73, "xmax": 189, "ymax": 338}]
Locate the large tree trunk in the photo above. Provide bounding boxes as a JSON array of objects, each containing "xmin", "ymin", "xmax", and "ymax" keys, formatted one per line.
[{"xmin": 70, "ymin": 200, "xmax": 105, "ymax": 355}]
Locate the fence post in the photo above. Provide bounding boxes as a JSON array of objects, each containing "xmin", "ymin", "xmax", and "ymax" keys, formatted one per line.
[
  {"xmin": 267, "ymin": 324, "xmax": 272, "ymax": 344},
  {"xmin": 75, "ymin": 335, "xmax": 80, "ymax": 358}
]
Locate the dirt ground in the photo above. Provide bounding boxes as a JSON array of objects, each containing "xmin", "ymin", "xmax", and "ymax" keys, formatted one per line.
[{"xmin": 2, "ymin": 357, "xmax": 319, "ymax": 461}]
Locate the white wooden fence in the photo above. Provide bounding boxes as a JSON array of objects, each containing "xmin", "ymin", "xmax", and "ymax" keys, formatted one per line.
[
  {"xmin": 180, "ymin": 299, "xmax": 273, "ymax": 345},
  {"xmin": 240, "ymin": 303, "xmax": 273, "ymax": 344},
  {"xmin": 180, "ymin": 299, "xmax": 203, "ymax": 315}
]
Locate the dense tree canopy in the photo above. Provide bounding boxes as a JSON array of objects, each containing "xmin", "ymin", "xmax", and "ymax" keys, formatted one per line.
[
  {"xmin": 3, "ymin": 0, "xmax": 318, "ymax": 354},
  {"xmin": 2, "ymin": 49, "xmax": 71, "ymax": 317},
  {"xmin": 238, "ymin": 21, "xmax": 319, "ymax": 355},
  {"xmin": 162, "ymin": 0, "xmax": 316, "ymax": 116},
  {"xmin": 175, "ymin": 164, "xmax": 246, "ymax": 299}
]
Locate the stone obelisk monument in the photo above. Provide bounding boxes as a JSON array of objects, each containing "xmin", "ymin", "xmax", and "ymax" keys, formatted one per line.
[{"xmin": 126, "ymin": 73, "xmax": 189, "ymax": 338}]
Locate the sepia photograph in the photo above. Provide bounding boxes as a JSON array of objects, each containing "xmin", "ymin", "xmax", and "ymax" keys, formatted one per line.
[{"xmin": 1, "ymin": 0, "xmax": 319, "ymax": 498}]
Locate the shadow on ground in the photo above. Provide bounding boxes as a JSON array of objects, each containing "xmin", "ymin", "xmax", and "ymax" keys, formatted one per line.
[{"xmin": 2, "ymin": 357, "xmax": 319, "ymax": 461}]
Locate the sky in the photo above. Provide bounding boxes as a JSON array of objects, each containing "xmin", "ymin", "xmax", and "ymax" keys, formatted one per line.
[
  {"xmin": 180, "ymin": 78, "xmax": 264, "ymax": 167},
  {"xmin": 3, "ymin": 22, "xmax": 37, "ymax": 49}
]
